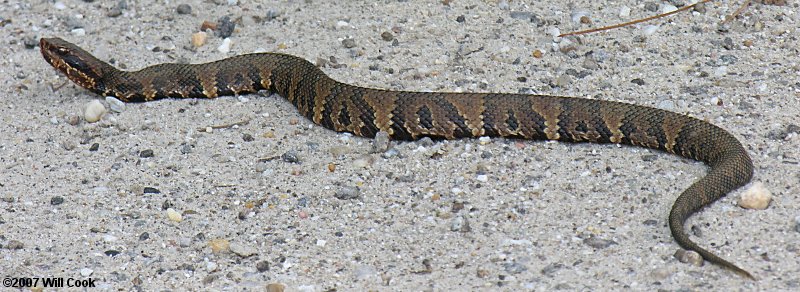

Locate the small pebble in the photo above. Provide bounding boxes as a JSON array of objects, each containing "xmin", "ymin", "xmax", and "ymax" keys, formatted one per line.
[
  {"xmin": 166, "ymin": 208, "xmax": 182, "ymax": 222},
  {"xmin": 139, "ymin": 149, "xmax": 154, "ymax": 158},
  {"xmin": 5, "ymin": 240, "xmax": 24, "ymax": 249},
  {"xmin": 619, "ymin": 5, "xmax": 631, "ymax": 18},
  {"xmin": 266, "ymin": 283, "xmax": 285, "ymax": 292},
  {"xmin": 334, "ymin": 186, "xmax": 360, "ymax": 200},
  {"xmin": 674, "ymin": 249, "xmax": 704, "ymax": 267},
  {"xmin": 372, "ymin": 131, "xmax": 391, "ymax": 153},
  {"xmin": 738, "ymin": 182, "xmax": 772, "ymax": 210},
  {"xmin": 450, "ymin": 216, "xmax": 471, "ymax": 232},
  {"xmin": 67, "ymin": 115, "xmax": 81, "ymax": 125},
  {"xmin": 143, "ymin": 187, "xmax": 160, "ymax": 194},
  {"xmin": 380, "ymin": 31, "xmax": 394, "ymax": 41},
  {"xmin": 176, "ymin": 4, "xmax": 192, "ymax": 14},
  {"xmin": 215, "ymin": 16, "xmax": 235, "ymax": 38},
  {"xmin": 105, "ymin": 96, "xmax": 125, "ymax": 112},
  {"xmin": 794, "ymin": 215, "xmax": 800, "ymax": 233},
  {"xmin": 281, "ymin": 151, "xmax": 300, "ymax": 163},
  {"xmin": 342, "ymin": 38, "xmax": 356, "ymax": 48},
  {"xmin": 230, "ymin": 242, "xmax": 257, "ymax": 257},
  {"xmin": 217, "ymin": 38, "xmax": 232, "ymax": 53},
  {"xmin": 583, "ymin": 236, "xmax": 616, "ymax": 249},
  {"xmin": 84, "ymin": 100, "xmax": 107, "ymax": 123},
  {"xmin": 643, "ymin": 25, "xmax": 660, "ymax": 36},
  {"xmin": 209, "ymin": 238, "xmax": 230, "ymax": 253},
  {"xmin": 256, "ymin": 261, "xmax": 270, "ymax": 272},
  {"xmin": 50, "ymin": 196, "xmax": 64, "ymax": 205},
  {"xmin": 80, "ymin": 268, "xmax": 93, "ymax": 277},
  {"xmin": 192, "ymin": 32, "xmax": 208, "ymax": 47},
  {"xmin": 206, "ymin": 261, "xmax": 218, "ymax": 272}
]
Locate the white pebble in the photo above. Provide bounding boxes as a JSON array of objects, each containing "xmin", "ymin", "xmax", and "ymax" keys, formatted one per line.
[
  {"xmin": 478, "ymin": 136, "xmax": 491, "ymax": 145},
  {"xmin": 217, "ymin": 38, "xmax": 232, "ymax": 53},
  {"xmin": 54, "ymin": 2, "xmax": 66, "ymax": 10},
  {"xmin": 206, "ymin": 261, "xmax": 218, "ymax": 272},
  {"xmin": 80, "ymin": 268, "xmax": 93, "ymax": 276},
  {"xmin": 84, "ymin": 100, "xmax": 107, "ymax": 123},
  {"xmin": 71, "ymin": 28, "xmax": 86, "ymax": 36},
  {"xmin": 661, "ymin": 4, "xmax": 678, "ymax": 14},
  {"xmin": 738, "ymin": 182, "xmax": 772, "ymax": 210},
  {"xmin": 50, "ymin": 117, "xmax": 59, "ymax": 125},
  {"xmin": 642, "ymin": 25, "xmax": 660, "ymax": 36},
  {"xmin": 166, "ymin": 208, "xmax": 183, "ymax": 222},
  {"xmin": 105, "ymin": 96, "xmax": 126, "ymax": 112},
  {"xmin": 335, "ymin": 20, "xmax": 349, "ymax": 29},
  {"xmin": 230, "ymin": 242, "xmax": 257, "ymax": 257},
  {"xmin": 619, "ymin": 6, "xmax": 631, "ymax": 18},
  {"xmin": 714, "ymin": 66, "xmax": 728, "ymax": 76},
  {"xmin": 476, "ymin": 174, "xmax": 488, "ymax": 182},
  {"xmin": 227, "ymin": 0, "xmax": 238, "ymax": 5},
  {"xmin": 316, "ymin": 239, "xmax": 327, "ymax": 247},
  {"xmin": 497, "ymin": 0, "xmax": 509, "ymax": 10}
]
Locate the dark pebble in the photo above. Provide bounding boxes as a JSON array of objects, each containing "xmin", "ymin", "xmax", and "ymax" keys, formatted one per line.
[
  {"xmin": 630, "ymin": 78, "xmax": 646, "ymax": 86},
  {"xmin": 540, "ymin": 262, "xmax": 564, "ymax": 276},
  {"xmin": 642, "ymin": 219, "xmax": 658, "ymax": 226},
  {"xmin": 644, "ymin": 2, "xmax": 658, "ymax": 12},
  {"xmin": 342, "ymin": 38, "xmax": 356, "ymax": 48},
  {"xmin": 509, "ymin": 11, "xmax": 533, "ymax": 20},
  {"xmin": 723, "ymin": 37, "xmax": 734, "ymax": 50},
  {"xmin": 89, "ymin": 143, "xmax": 99, "ymax": 151},
  {"xmin": 139, "ymin": 232, "xmax": 150, "ymax": 241},
  {"xmin": 380, "ymin": 31, "xmax": 394, "ymax": 41},
  {"xmin": 5, "ymin": 240, "xmax": 24, "ymax": 250},
  {"xmin": 216, "ymin": 16, "xmax": 235, "ymax": 38},
  {"xmin": 242, "ymin": 133, "xmax": 254, "ymax": 142},
  {"xmin": 417, "ymin": 137, "xmax": 434, "ymax": 147},
  {"xmin": 503, "ymin": 262, "xmax": 528, "ymax": 274},
  {"xmin": 105, "ymin": 250, "xmax": 121, "ymax": 256},
  {"xmin": 641, "ymin": 154, "xmax": 657, "ymax": 161},
  {"xmin": 583, "ymin": 236, "xmax": 617, "ymax": 249},
  {"xmin": 50, "ymin": 196, "xmax": 64, "ymax": 205},
  {"xmin": 176, "ymin": 4, "xmax": 192, "ymax": 14},
  {"xmin": 281, "ymin": 151, "xmax": 300, "ymax": 163},
  {"xmin": 143, "ymin": 187, "xmax": 160, "ymax": 194},
  {"xmin": 256, "ymin": 260, "xmax": 270, "ymax": 272},
  {"xmin": 334, "ymin": 186, "xmax": 360, "ymax": 200},
  {"xmin": 180, "ymin": 143, "xmax": 193, "ymax": 154},
  {"xmin": 265, "ymin": 9, "xmax": 280, "ymax": 21},
  {"xmin": 719, "ymin": 54, "xmax": 738, "ymax": 65},
  {"xmin": 23, "ymin": 36, "xmax": 38, "ymax": 49},
  {"xmin": 456, "ymin": 15, "xmax": 465, "ymax": 23},
  {"xmin": 139, "ymin": 149, "xmax": 154, "ymax": 158},
  {"xmin": 334, "ymin": 231, "xmax": 344, "ymax": 237}
]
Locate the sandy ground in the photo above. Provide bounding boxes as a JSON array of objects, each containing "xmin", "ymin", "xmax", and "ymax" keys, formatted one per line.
[{"xmin": 1, "ymin": 0, "xmax": 799, "ymax": 291}]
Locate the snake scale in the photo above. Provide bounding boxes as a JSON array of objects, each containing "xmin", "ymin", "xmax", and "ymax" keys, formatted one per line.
[{"xmin": 40, "ymin": 37, "xmax": 755, "ymax": 279}]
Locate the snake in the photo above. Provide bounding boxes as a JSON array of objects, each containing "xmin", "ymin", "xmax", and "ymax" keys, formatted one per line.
[{"xmin": 40, "ymin": 37, "xmax": 755, "ymax": 279}]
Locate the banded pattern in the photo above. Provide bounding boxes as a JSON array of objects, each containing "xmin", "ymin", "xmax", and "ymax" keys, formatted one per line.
[{"xmin": 40, "ymin": 37, "xmax": 755, "ymax": 279}]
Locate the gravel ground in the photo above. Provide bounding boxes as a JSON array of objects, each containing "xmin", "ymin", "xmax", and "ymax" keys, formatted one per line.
[{"xmin": 1, "ymin": 0, "xmax": 799, "ymax": 291}]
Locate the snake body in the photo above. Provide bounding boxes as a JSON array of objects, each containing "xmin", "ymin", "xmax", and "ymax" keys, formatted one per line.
[{"xmin": 40, "ymin": 37, "xmax": 754, "ymax": 279}]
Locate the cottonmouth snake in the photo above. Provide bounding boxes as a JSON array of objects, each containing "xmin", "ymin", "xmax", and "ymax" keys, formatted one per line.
[{"xmin": 40, "ymin": 37, "xmax": 755, "ymax": 279}]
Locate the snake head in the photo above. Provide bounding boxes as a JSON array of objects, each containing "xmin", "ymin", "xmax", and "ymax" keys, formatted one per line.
[{"xmin": 40, "ymin": 37, "xmax": 111, "ymax": 94}]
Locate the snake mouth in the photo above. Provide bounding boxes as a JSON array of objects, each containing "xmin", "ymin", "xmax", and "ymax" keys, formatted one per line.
[{"xmin": 40, "ymin": 37, "xmax": 107, "ymax": 93}]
